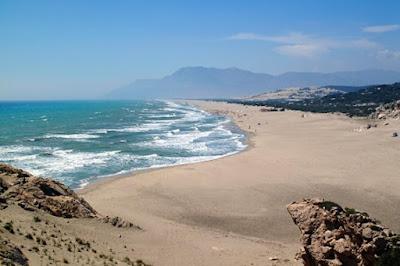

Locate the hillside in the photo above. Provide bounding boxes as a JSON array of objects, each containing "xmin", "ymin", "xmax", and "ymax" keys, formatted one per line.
[
  {"xmin": 244, "ymin": 86, "xmax": 345, "ymax": 102},
  {"xmin": 0, "ymin": 163, "xmax": 149, "ymax": 266},
  {"xmin": 107, "ymin": 67, "xmax": 400, "ymax": 99},
  {"xmin": 226, "ymin": 82, "xmax": 400, "ymax": 117}
]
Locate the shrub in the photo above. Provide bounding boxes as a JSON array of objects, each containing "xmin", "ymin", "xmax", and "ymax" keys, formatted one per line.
[{"xmin": 3, "ymin": 221, "xmax": 14, "ymax": 234}]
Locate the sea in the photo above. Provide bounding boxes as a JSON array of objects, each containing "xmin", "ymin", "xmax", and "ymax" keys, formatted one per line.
[{"xmin": 0, "ymin": 100, "xmax": 246, "ymax": 189}]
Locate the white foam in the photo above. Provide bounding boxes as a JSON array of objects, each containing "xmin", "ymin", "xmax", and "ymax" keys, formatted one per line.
[
  {"xmin": 0, "ymin": 146, "xmax": 122, "ymax": 177},
  {"xmin": 88, "ymin": 129, "xmax": 109, "ymax": 134},
  {"xmin": 43, "ymin": 133, "xmax": 100, "ymax": 140},
  {"xmin": 0, "ymin": 145, "xmax": 36, "ymax": 154},
  {"xmin": 147, "ymin": 113, "xmax": 177, "ymax": 118},
  {"xmin": 139, "ymin": 130, "xmax": 213, "ymax": 152},
  {"xmin": 7, "ymin": 154, "xmax": 38, "ymax": 161},
  {"xmin": 163, "ymin": 101, "xmax": 181, "ymax": 109}
]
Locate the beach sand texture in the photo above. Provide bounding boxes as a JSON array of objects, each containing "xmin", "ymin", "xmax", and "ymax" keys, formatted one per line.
[{"xmin": 81, "ymin": 100, "xmax": 400, "ymax": 266}]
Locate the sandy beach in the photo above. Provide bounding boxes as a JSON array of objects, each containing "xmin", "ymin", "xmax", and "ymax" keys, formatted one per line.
[{"xmin": 80, "ymin": 100, "xmax": 400, "ymax": 266}]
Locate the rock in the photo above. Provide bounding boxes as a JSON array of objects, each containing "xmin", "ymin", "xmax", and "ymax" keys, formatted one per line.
[
  {"xmin": 393, "ymin": 132, "xmax": 398, "ymax": 137},
  {"xmin": 0, "ymin": 195, "xmax": 7, "ymax": 210},
  {"xmin": 0, "ymin": 236, "xmax": 29, "ymax": 266},
  {"xmin": 333, "ymin": 238, "xmax": 352, "ymax": 255},
  {"xmin": 287, "ymin": 198, "xmax": 400, "ymax": 266},
  {"xmin": 0, "ymin": 163, "xmax": 97, "ymax": 218},
  {"xmin": 366, "ymin": 123, "xmax": 377, "ymax": 129},
  {"xmin": 101, "ymin": 216, "xmax": 142, "ymax": 230},
  {"xmin": 17, "ymin": 201, "xmax": 36, "ymax": 212},
  {"xmin": 370, "ymin": 100, "xmax": 400, "ymax": 120},
  {"xmin": 260, "ymin": 107, "xmax": 284, "ymax": 112},
  {"xmin": 383, "ymin": 229, "xmax": 393, "ymax": 237},
  {"xmin": 378, "ymin": 113, "xmax": 387, "ymax": 119},
  {"xmin": 362, "ymin": 227, "xmax": 374, "ymax": 239}
]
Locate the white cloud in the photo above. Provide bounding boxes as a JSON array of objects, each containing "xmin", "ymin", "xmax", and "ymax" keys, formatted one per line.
[
  {"xmin": 348, "ymin": 39, "xmax": 378, "ymax": 49},
  {"xmin": 362, "ymin": 24, "xmax": 400, "ymax": 33},
  {"xmin": 228, "ymin": 32, "xmax": 378, "ymax": 57},
  {"xmin": 377, "ymin": 49, "xmax": 400, "ymax": 60},
  {"xmin": 275, "ymin": 44, "xmax": 327, "ymax": 57},
  {"xmin": 228, "ymin": 32, "xmax": 308, "ymax": 44}
]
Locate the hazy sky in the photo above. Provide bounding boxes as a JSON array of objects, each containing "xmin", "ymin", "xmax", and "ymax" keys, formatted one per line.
[{"xmin": 1, "ymin": 0, "xmax": 400, "ymax": 100}]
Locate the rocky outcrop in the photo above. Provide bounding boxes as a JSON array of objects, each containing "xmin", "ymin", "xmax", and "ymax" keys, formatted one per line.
[
  {"xmin": 101, "ymin": 216, "xmax": 142, "ymax": 230},
  {"xmin": 0, "ymin": 163, "xmax": 147, "ymax": 265},
  {"xmin": 0, "ymin": 236, "xmax": 29, "ymax": 266},
  {"xmin": 260, "ymin": 107, "xmax": 285, "ymax": 112},
  {"xmin": 0, "ymin": 163, "xmax": 97, "ymax": 218},
  {"xmin": 370, "ymin": 100, "xmax": 400, "ymax": 120},
  {"xmin": 287, "ymin": 198, "xmax": 400, "ymax": 266}
]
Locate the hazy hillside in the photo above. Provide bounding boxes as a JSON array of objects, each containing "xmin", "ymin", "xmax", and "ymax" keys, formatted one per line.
[
  {"xmin": 108, "ymin": 67, "xmax": 400, "ymax": 99},
  {"xmin": 108, "ymin": 67, "xmax": 274, "ymax": 99}
]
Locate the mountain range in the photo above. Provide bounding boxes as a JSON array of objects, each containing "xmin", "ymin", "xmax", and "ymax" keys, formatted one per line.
[{"xmin": 107, "ymin": 67, "xmax": 400, "ymax": 99}]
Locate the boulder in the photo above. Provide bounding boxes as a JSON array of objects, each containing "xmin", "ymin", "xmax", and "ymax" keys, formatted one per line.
[{"xmin": 287, "ymin": 198, "xmax": 400, "ymax": 266}]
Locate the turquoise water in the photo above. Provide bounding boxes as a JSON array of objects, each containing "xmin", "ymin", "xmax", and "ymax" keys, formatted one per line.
[{"xmin": 0, "ymin": 100, "xmax": 246, "ymax": 188}]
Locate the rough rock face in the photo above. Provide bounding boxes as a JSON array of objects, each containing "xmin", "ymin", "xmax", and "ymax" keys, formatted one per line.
[
  {"xmin": 287, "ymin": 198, "xmax": 400, "ymax": 266},
  {"xmin": 370, "ymin": 100, "xmax": 400, "ymax": 120},
  {"xmin": 0, "ymin": 236, "xmax": 29, "ymax": 266},
  {"xmin": 0, "ymin": 163, "xmax": 97, "ymax": 218}
]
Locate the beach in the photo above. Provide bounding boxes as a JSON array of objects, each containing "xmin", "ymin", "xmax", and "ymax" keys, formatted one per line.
[{"xmin": 80, "ymin": 100, "xmax": 400, "ymax": 266}]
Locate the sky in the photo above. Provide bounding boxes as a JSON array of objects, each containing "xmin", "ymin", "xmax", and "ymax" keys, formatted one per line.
[{"xmin": 1, "ymin": 0, "xmax": 400, "ymax": 100}]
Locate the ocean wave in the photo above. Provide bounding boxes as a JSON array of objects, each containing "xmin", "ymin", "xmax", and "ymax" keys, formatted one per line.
[
  {"xmin": 0, "ymin": 100, "xmax": 247, "ymax": 188},
  {"xmin": 43, "ymin": 133, "xmax": 100, "ymax": 140},
  {"xmin": 147, "ymin": 113, "xmax": 177, "ymax": 118},
  {"xmin": 0, "ymin": 146, "xmax": 60, "ymax": 162},
  {"xmin": 0, "ymin": 147, "xmax": 122, "ymax": 178},
  {"xmin": 87, "ymin": 129, "xmax": 109, "ymax": 134},
  {"xmin": 142, "ymin": 130, "xmax": 212, "ymax": 150}
]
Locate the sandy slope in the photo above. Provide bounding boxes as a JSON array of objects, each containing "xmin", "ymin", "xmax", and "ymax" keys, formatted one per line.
[{"xmin": 81, "ymin": 100, "xmax": 400, "ymax": 266}]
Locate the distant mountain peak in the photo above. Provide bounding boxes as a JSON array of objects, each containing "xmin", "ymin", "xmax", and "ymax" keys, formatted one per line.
[{"xmin": 107, "ymin": 67, "xmax": 400, "ymax": 99}]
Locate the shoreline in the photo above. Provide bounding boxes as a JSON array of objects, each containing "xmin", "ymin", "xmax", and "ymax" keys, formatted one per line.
[
  {"xmin": 80, "ymin": 100, "xmax": 400, "ymax": 266},
  {"xmin": 79, "ymin": 146, "xmax": 250, "ymax": 193},
  {"xmin": 80, "ymin": 102, "xmax": 252, "ymax": 192}
]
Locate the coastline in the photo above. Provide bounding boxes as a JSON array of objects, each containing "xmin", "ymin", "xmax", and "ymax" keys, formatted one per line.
[
  {"xmin": 79, "ymin": 100, "xmax": 251, "ymax": 192},
  {"xmin": 79, "ymin": 104, "xmax": 251, "ymax": 192},
  {"xmin": 80, "ymin": 100, "xmax": 400, "ymax": 266}
]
